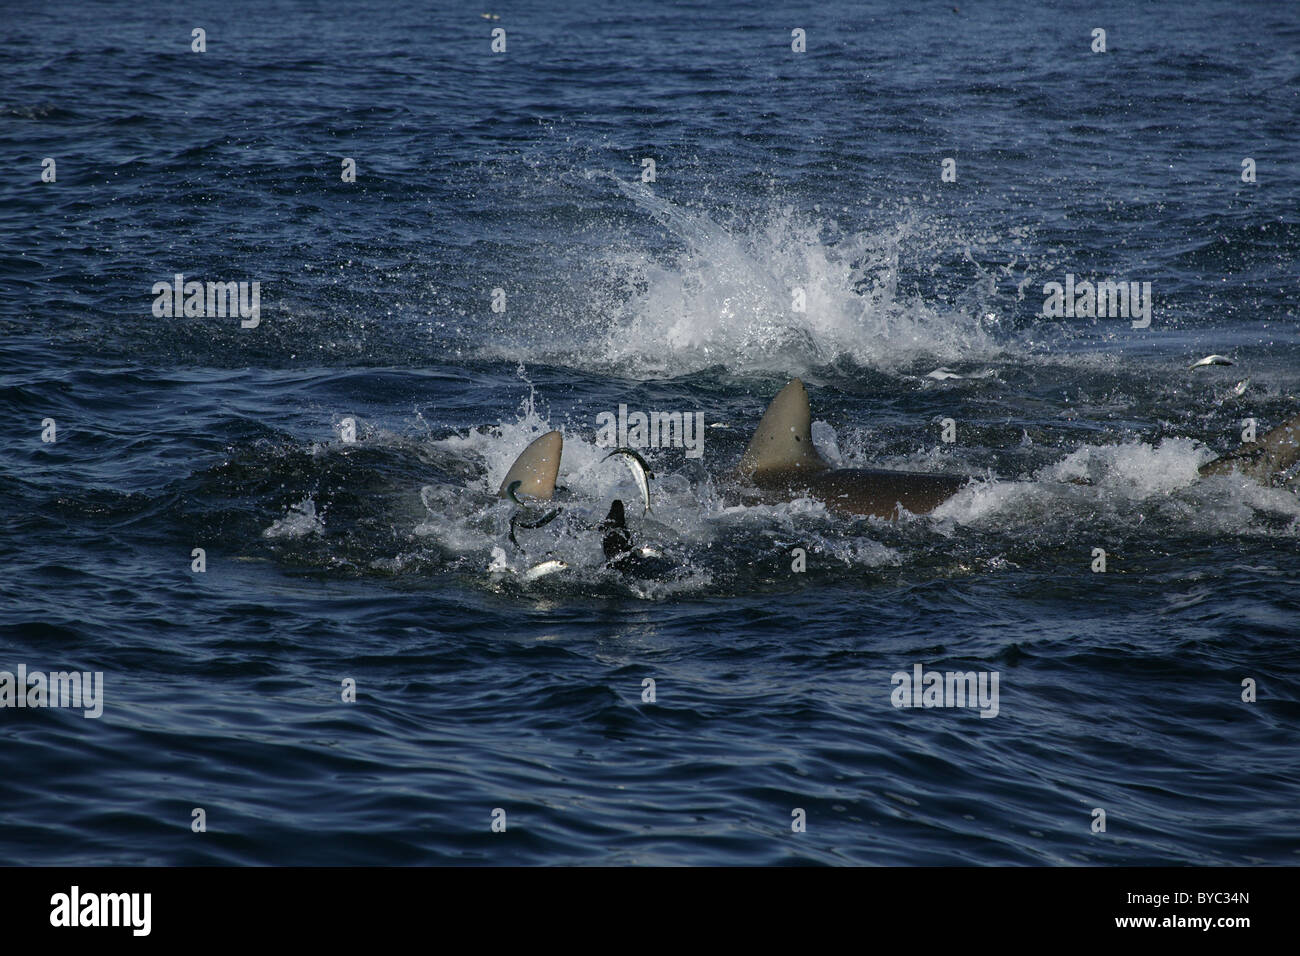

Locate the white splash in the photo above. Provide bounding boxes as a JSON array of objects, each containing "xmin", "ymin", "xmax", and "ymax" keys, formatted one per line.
[
  {"xmin": 500, "ymin": 176, "xmax": 1011, "ymax": 378},
  {"xmin": 263, "ymin": 496, "xmax": 324, "ymax": 539}
]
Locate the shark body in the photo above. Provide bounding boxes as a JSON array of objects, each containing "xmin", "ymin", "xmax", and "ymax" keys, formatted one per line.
[{"xmin": 732, "ymin": 378, "xmax": 969, "ymax": 518}]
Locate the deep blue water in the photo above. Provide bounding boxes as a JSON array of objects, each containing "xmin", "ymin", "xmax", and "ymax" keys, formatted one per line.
[{"xmin": 2, "ymin": 0, "xmax": 1298, "ymax": 865}]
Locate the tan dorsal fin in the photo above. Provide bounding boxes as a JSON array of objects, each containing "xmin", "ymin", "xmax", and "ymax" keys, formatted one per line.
[
  {"xmin": 738, "ymin": 378, "xmax": 830, "ymax": 478},
  {"xmin": 498, "ymin": 430, "xmax": 563, "ymax": 500},
  {"xmin": 1200, "ymin": 412, "xmax": 1300, "ymax": 483}
]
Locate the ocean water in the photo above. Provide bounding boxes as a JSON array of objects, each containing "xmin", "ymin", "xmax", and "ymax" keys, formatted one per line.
[{"xmin": 1, "ymin": 0, "xmax": 1298, "ymax": 865}]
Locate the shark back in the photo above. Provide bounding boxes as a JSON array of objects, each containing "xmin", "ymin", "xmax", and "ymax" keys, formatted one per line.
[
  {"xmin": 747, "ymin": 467, "xmax": 968, "ymax": 518},
  {"xmin": 804, "ymin": 468, "xmax": 968, "ymax": 517}
]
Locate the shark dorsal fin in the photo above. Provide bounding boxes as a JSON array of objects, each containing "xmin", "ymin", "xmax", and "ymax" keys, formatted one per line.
[
  {"xmin": 738, "ymin": 378, "xmax": 830, "ymax": 478},
  {"xmin": 498, "ymin": 430, "xmax": 564, "ymax": 500},
  {"xmin": 1200, "ymin": 411, "xmax": 1300, "ymax": 483}
]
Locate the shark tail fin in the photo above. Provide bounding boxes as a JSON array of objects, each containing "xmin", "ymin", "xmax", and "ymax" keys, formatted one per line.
[
  {"xmin": 738, "ymin": 378, "xmax": 830, "ymax": 478},
  {"xmin": 1199, "ymin": 412, "xmax": 1300, "ymax": 484},
  {"xmin": 498, "ymin": 430, "xmax": 564, "ymax": 500}
]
